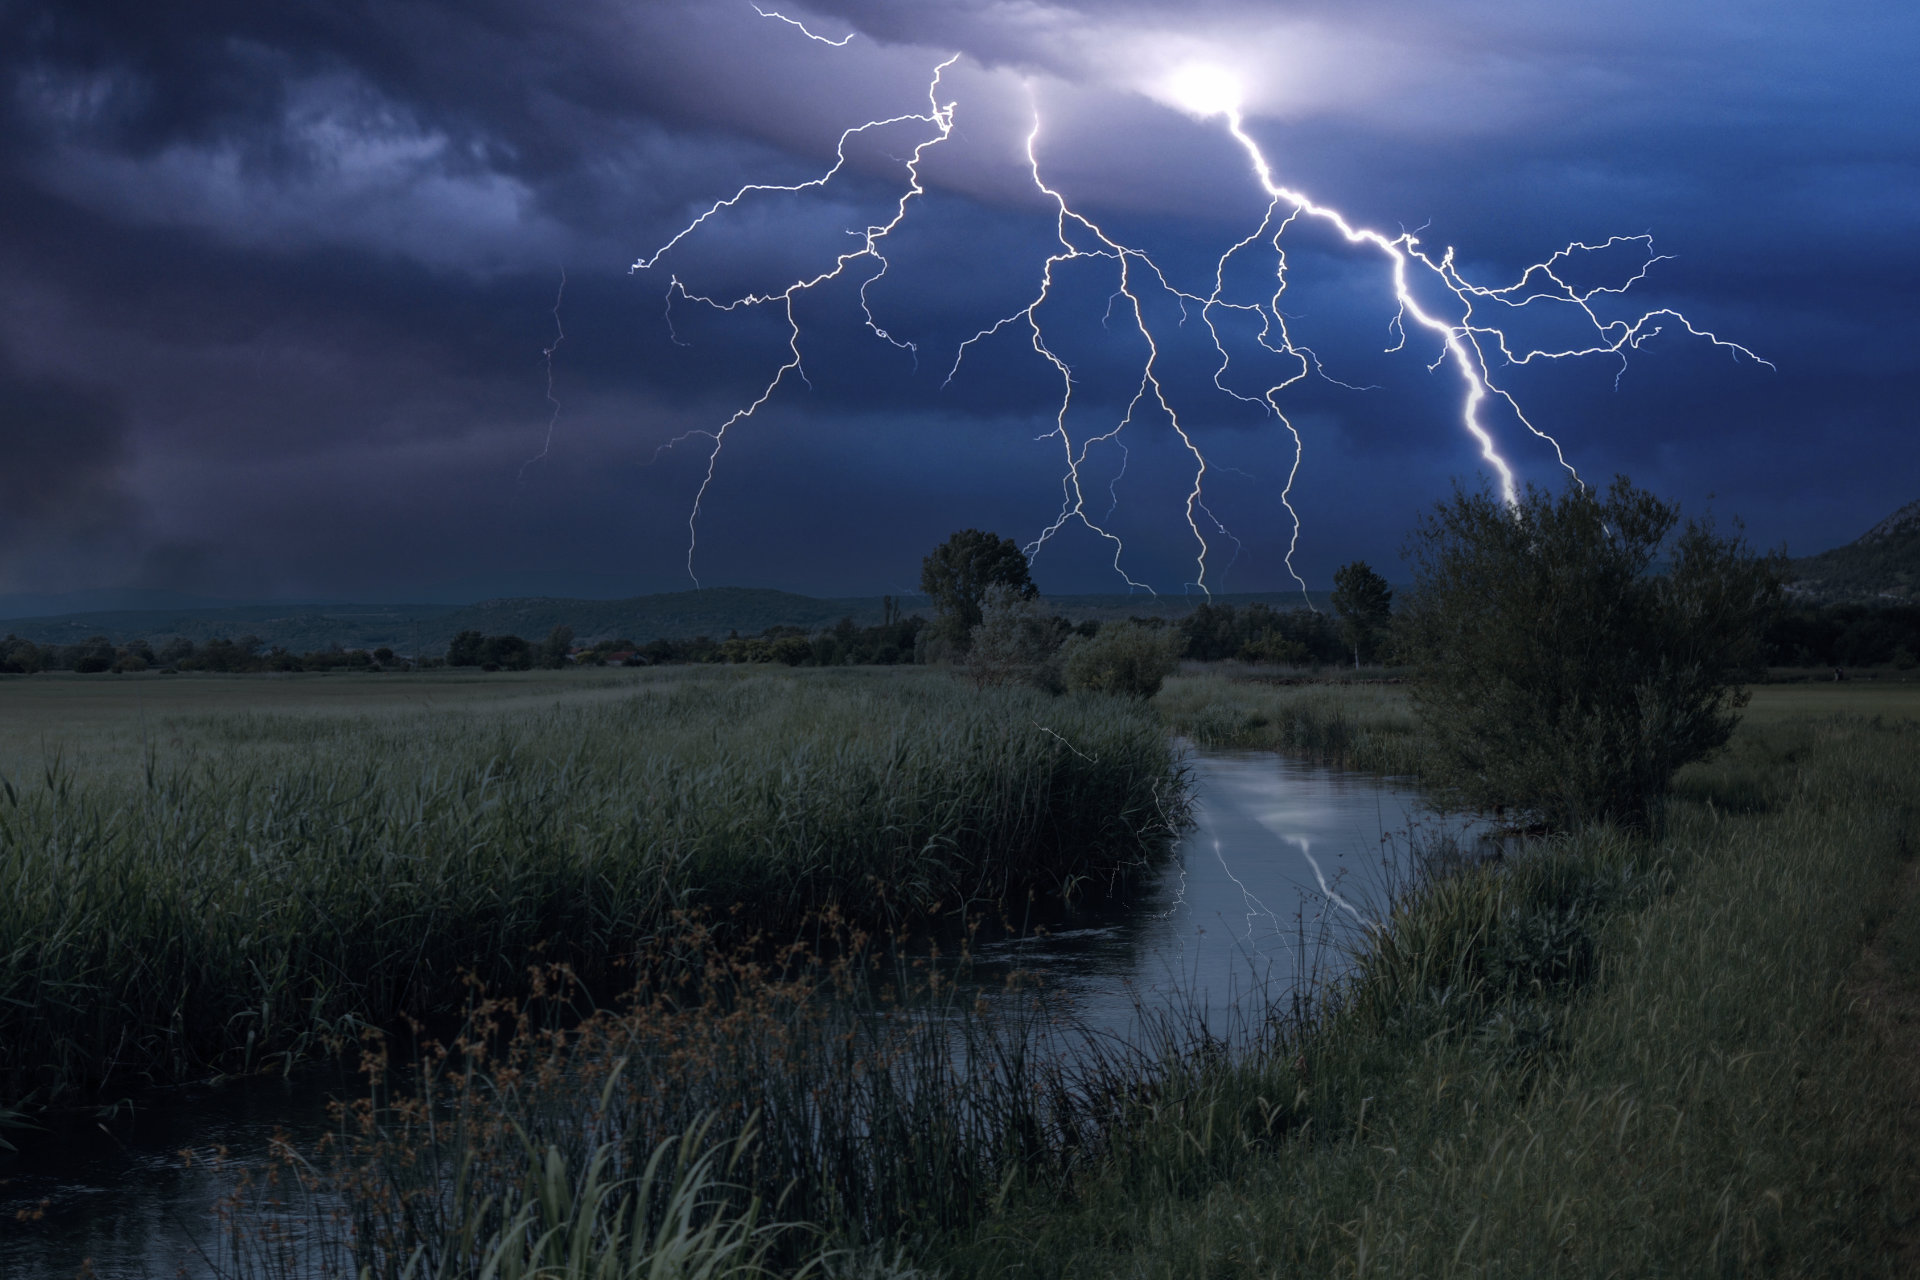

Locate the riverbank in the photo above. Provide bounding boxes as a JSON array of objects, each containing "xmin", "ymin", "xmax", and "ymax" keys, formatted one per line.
[
  {"xmin": 0, "ymin": 667, "xmax": 1184, "ymax": 1106},
  {"xmin": 928, "ymin": 683, "xmax": 1920, "ymax": 1275},
  {"xmin": 195, "ymin": 678, "xmax": 1920, "ymax": 1279},
  {"xmin": 14, "ymin": 671, "xmax": 1919, "ymax": 1276}
]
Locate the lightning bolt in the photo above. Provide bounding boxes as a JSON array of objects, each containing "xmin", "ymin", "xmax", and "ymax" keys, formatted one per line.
[
  {"xmin": 945, "ymin": 87, "xmax": 1769, "ymax": 597},
  {"xmin": 631, "ymin": 25, "xmax": 1768, "ymax": 593},
  {"xmin": 517, "ymin": 266, "xmax": 566, "ymax": 484},
  {"xmin": 749, "ymin": 4, "xmax": 855, "ymax": 46},
  {"xmin": 632, "ymin": 51, "xmax": 959, "ymax": 586},
  {"xmin": 1207, "ymin": 101, "xmax": 1770, "ymax": 518},
  {"xmin": 946, "ymin": 107, "xmax": 1223, "ymax": 594}
]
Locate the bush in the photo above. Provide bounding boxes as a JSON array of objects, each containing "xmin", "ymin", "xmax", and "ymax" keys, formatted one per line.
[
  {"xmin": 966, "ymin": 586, "xmax": 1066, "ymax": 690},
  {"xmin": 1061, "ymin": 621, "xmax": 1183, "ymax": 698},
  {"xmin": 1399, "ymin": 476, "xmax": 1781, "ymax": 829}
]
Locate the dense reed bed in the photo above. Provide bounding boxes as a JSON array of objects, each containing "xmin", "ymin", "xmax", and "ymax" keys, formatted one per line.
[
  {"xmin": 0, "ymin": 668, "xmax": 1185, "ymax": 1105},
  {"xmin": 213, "ymin": 688, "xmax": 1920, "ymax": 1277},
  {"xmin": 218, "ymin": 934, "xmax": 1147, "ymax": 1279},
  {"xmin": 936, "ymin": 709, "xmax": 1920, "ymax": 1276},
  {"xmin": 1154, "ymin": 672, "xmax": 1424, "ymax": 775}
]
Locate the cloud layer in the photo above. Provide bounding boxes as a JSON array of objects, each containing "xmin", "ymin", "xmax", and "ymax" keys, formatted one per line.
[{"xmin": 0, "ymin": 0, "xmax": 1913, "ymax": 600}]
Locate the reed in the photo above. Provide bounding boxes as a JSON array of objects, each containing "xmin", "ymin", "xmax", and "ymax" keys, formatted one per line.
[
  {"xmin": 0, "ymin": 668, "xmax": 1185, "ymax": 1104},
  {"xmin": 214, "ymin": 929, "xmax": 1186, "ymax": 1279},
  {"xmin": 933, "ymin": 710, "xmax": 1920, "ymax": 1276},
  {"xmin": 1154, "ymin": 672, "xmax": 1424, "ymax": 775},
  {"xmin": 217, "ymin": 692, "xmax": 1920, "ymax": 1278}
]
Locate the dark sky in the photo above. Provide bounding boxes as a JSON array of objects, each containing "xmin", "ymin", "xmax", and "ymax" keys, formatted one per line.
[{"xmin": 1, "ymin": 0, "xmax": 1914, "ymax": 603}]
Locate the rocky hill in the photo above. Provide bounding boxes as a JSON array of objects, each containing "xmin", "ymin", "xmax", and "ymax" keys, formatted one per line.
[{"xmin": 1788, "ymin": 499, "xmax": 1920, "ymax": 603}]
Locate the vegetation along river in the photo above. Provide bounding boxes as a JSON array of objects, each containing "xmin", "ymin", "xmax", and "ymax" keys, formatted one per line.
[{"xmin": 0, "ymin": 747, "xmax": 1477, "ymax": 1279}]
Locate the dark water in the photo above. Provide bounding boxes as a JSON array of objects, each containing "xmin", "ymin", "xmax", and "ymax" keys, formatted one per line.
[
  {"xmin": 0, "ymin": 749, "xmax": 1463, "ymax": 1279},
  {"xmin": 0, "ymin": 1064, "xmax": 356, "ymax": 1279},
  {"xmin": 965, "ymin": 748, "xmax": 1473, "ymax": 1040}
]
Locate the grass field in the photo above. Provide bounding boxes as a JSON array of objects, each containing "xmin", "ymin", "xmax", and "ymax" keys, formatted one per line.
[
  {"xmin": 922, "ymin": 704, "xmax": 1920, "ymax": 1276},
  {"xmin": 200, "ymin": 671, "xmax": 1920, "ymax": 1277},
  {"xmin": 0, "ymin": 666, "xmax": 1185, "ymax": 1105},
  {"xmin": 0, "ymin": 668, "xmax": 646, "ymax": 782},
  {"xmin": 12, "ymin": 667, "xmax": 1920, "ymax": 1276}
]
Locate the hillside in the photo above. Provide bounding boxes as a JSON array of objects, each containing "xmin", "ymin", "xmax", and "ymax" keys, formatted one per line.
[
  {"xmin": 1788, "ymin": 499, "xmax": 1920, "ymax": 603},
  {"xmin": 0, "ymin": 586, "xmax": 1335, "ymax": 657}
]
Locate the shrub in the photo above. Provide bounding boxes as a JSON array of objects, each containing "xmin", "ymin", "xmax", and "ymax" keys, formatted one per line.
[
  {"xmin": 1398, "ymin": 476, "xmax": 1781, "ymax": 829},
  {"xmin": 966, "ymin": 586, "xmax": 1066, "ymax": 690},
  {"xmin": 1062, "ymin": 621, "xmax": 1183, "ymax": 698}
]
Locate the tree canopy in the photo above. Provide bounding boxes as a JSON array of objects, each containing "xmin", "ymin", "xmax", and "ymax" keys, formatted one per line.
[
  {"xmin": 920, "ymin": 529, "xmax": 1035, "ymax": 652},
  {"xmin": 1331, "ymin": 561, "xmax": 1393, "ymax": 666},
  {"xmin": 1399, "ymin": 476, "xmax": 1781, "ymax": 830}
]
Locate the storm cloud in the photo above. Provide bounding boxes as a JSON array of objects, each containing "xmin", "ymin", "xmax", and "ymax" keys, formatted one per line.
[{"xmin": 0, "ymin": 0, "xmax": 1913, "ymax": 601}]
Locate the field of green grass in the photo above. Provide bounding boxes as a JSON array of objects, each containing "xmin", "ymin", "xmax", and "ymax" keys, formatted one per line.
[
  {"xmin": 1154, "ymin": 670, "xmax": 1424, "ymax": 774},
  {"xmin": 929, "ymin": 704, "xmax": 1920, "ymax": 1276},
  {"xmin": 12, "ymin": 666, "xmax": 1920, "ymax": 1277},
  {"xmin": 278, "ymin": 675, "xmax": 1912, "ymax": 1274},
  {"xmin": 0, "ymin": 667, "xmax": 645, "ymax": 781},
  {"xmin": 0, "ymin": 666, "xmax": 1184, "ymax": 1105}
]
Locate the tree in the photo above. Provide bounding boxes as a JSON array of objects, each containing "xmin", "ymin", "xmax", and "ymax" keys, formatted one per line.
[
  {"xmin": 539, "ymin": 625, "xmax": 574, "ymax": 669},
  {"xmin": 1331, "ymin": 561, "xmax": 1394, "ymax": 667},
  {"xmin": 920, "ymin": 529, "xmax": 1035, "ymax": 655},
  {"xmin": 446, "ymin": 630, "xmax": 484, "ymax": 667},
  {"xmin": 1061, "ymin": 621, "xmax": 1184, "ymax": 698},
  {"xmin": 478, "ymin": 633, "xmax": 534, "ymax": 671},
  {"xmin": 1399, "ymin": 476, "xmax": 1782, "ymax": 831}
]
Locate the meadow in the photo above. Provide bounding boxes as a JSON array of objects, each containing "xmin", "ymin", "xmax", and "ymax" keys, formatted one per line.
[
  {"xmin": 0, "ymin": 666, "xmax": 1184, "ymax": 1105},
  {"xmin": 935, "ymin": 693, "xmax": 1920, "ymax": 1276},
  {"xmin": 9, "ymin": 666, "xmax": 1920, "ymax": 1277},
  {"xmin": 212, "ymin": 674, "xmax": 1920, "ymax": 1279}
]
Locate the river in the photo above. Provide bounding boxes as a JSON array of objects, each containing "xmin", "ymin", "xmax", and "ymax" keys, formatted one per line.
[{"xmin": 0, "ymin": 747, "xmax": 1468, "ymax": 1279}]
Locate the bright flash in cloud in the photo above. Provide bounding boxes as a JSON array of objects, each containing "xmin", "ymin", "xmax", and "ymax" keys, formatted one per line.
[
  {"xmin": 630, "ymin": 6, "xmax": 1771, "ymax": 596},
  {"xmin": 1161, "ymin": 64, "xmax": 1244, "ymax": 118}
]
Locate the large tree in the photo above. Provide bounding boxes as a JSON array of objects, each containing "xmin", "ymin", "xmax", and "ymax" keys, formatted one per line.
[
  {"xmin": 920, "ymin": 529, "xmax": 1035, "ymax": 653},
  {"xmin": 1331, "ymin": 560, "xmax": 1393, "ymax": 667},
  {"xmin": 1399, "ymin": 476, "xmax": 1781, "ymax": 830}
]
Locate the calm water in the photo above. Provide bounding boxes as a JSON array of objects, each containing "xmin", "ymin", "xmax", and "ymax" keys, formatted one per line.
[
  {"xmin": 0, "ymin": 748, "xmax": 1461, "ymax": 1279},
  {"xmin": 965, "ymin": 747, "xmax": 1471, "ymax": 1039}
]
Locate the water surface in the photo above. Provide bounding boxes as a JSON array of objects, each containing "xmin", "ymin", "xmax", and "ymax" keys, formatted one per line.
[{"xmin": 0, "ymin": 748, "xmax": 1461, "ymax": 1278}]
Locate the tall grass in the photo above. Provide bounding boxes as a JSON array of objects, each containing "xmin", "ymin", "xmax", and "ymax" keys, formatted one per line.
[
  {"xmin": 215, "ymin": 930, "xmax": 1178, "ymax": 1279},
  {"xmin": 211, "ymin": 696, "xmax": 1920, "ymax": 1277},
  {"xmin": 1155, "ymin": 672, "xmax": 1424, "ymax": 775},
  {"xmin": 929, "ymin": 711, "xmax": 1920, "ymax": 1276},
  {"xmin": 0, "ymin": 669, "xmax": 1185, "ymax": 1105}
]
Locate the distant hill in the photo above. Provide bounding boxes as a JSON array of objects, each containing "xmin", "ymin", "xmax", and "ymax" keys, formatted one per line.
[
  {"xmin": 1788, "ymin": 500, "xmax": 1920, "ymax": 604},
  {"xmin": 0, "ymin": 588, "xmax": 246, "ymax": 620},
  {"xmin": 0, "ymin": 584, "xmax": 1338, "ymax": 657}
]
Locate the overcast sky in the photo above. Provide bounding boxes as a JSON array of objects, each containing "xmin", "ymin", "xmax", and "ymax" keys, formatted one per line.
[{"xmin": 1, "ymin": 0, "xmax": 1914, "ymax": 603}]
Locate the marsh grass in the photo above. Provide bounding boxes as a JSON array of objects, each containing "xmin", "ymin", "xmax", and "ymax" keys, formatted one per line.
[
  {"xmin": 214, "ymin": 923, "xmax": 1245, "ymax": 1279},
  {"xmin": 1155, "ymin": 672, "xmax": 1423, "ymax": 775},
  {"xmin": 920, "ymin": 710, "xmax": 1920, "ymax": 1276},
  {"xmin": 211, "ymin": 691, "xmax": 1920, "ymax": 1277},
  {"xmin": 0, "ymin": 669, "xmax": 1185, "ymax": 1105}
]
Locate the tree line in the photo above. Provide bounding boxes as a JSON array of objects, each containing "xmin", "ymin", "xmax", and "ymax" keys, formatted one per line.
[
  {"xmin": 7, "ymin": 598, "xmax": 1910, "ymax": 678},
  {"xmin": 3, "ymin": 518, "xmax": 1909, "ymax": 679},
  {"xmin": 0, "ymin": 633, "xmax": 409, "ymax": 675}
]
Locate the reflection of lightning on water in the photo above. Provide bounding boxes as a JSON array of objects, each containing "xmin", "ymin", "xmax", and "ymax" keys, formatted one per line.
[
  {"xmin": 1213, "ymin": 838, "xmax": 1285, "ymax": 942},
  {"xmin": 1285, "ymin": 834, "xmax": 1368, "ymax": 929},
  {"xmin": 634, "ymin": 15, "xmax": 1768, "ymax": 591},
  {"xmin": 1155, "ymin": 860, "xmax": 1190, "ymax": 922}
]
